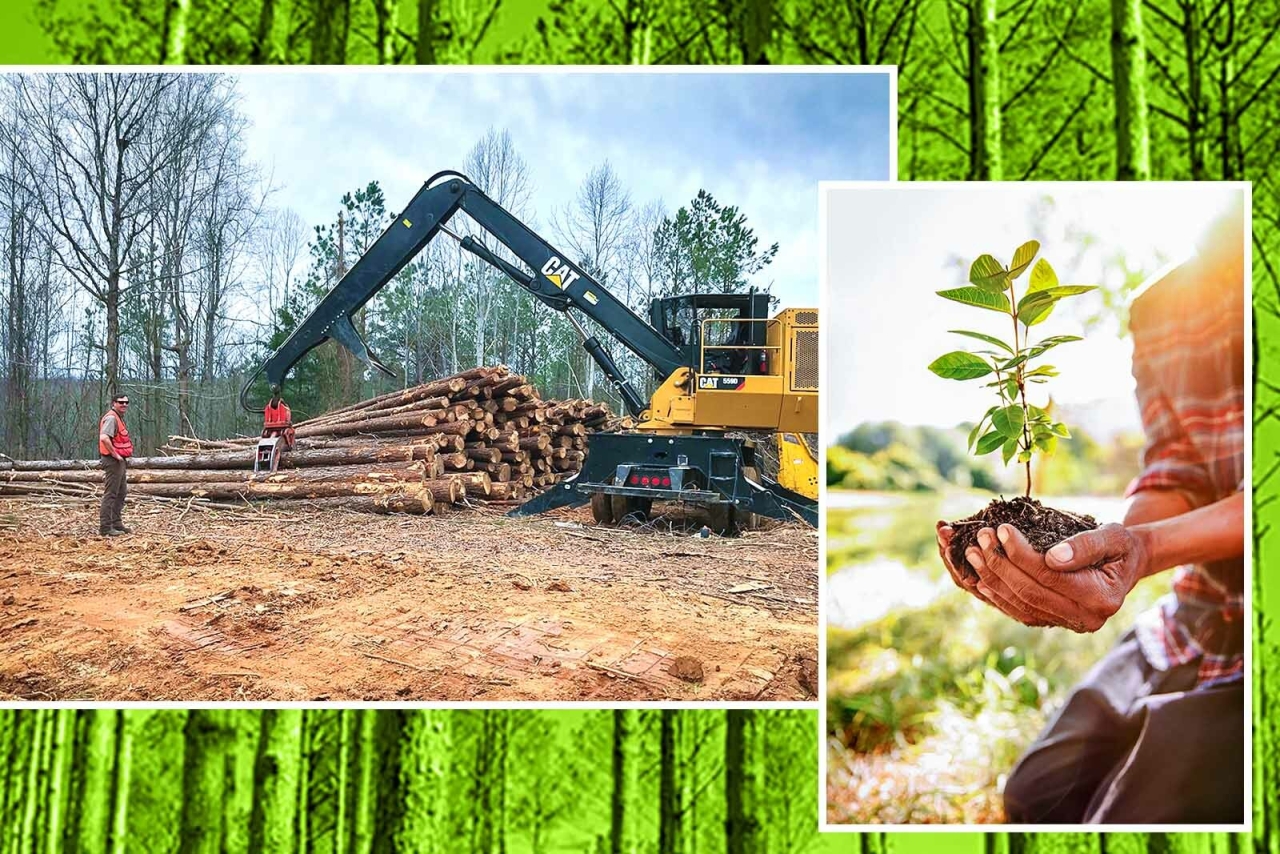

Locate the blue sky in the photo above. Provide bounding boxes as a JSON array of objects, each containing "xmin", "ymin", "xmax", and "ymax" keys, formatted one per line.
[{"xmin": 234, "ymin": 70, "xmax": 892, "ymax": 310}]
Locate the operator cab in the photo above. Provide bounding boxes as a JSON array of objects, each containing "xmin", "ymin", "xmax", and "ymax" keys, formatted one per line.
[{"xmin": 648, "ymin": 292, "xmax": 772, "ymax": 378}]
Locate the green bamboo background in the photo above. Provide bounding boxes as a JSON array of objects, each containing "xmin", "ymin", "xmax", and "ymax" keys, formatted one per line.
[
  {"xmin": 0, "ymin": 0, "xmax": 1274, "ymax": 848},
  {"xmin": 0, "ymin": 708, "xmax": 822, "ymax": 852}
]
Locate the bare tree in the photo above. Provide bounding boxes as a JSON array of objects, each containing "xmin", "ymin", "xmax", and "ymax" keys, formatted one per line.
[
  {"xmin": 551, "ymin": 161, "xmax": 636, "ymax": 399},
  {"xmin": 461, "ymin": 128, "xmax": 533, "ymax": 372},
  {"xmin": 12, "ymin": 73, "xmax": 184, "ymax": 399},
  {"xmin": 258, "ymin": 209, "xmax": 307, "ymax": 323}
]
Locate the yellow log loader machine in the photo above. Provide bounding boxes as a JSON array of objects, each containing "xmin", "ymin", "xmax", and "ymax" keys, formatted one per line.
[{"xmin": 242, "ymin": 171, "xmax": 818, "ymax": 531}]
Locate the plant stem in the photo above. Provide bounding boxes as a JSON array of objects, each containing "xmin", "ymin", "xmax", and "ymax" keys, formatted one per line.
[{"xmin": 1007, "ymin": 274, "xmax": 1033, "ymax": 499}]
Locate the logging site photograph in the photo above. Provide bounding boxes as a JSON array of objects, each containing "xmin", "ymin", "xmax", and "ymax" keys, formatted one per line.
[
  {"xmin": 822, "ymin": 183, "xmax": 1248, "ymax": 825},
  {"xmin": 0, "ymin": 69, "xmax": 892, "ymax": 702}
]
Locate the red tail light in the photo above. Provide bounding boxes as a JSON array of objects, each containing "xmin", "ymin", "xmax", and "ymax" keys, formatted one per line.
[
  {"xmin": 629, "ymin": 474, "xmax": 640, "ymax": 485},
  {"xmin": 661, "ymin": 476, "xmax": 671, "ymax": 487}
]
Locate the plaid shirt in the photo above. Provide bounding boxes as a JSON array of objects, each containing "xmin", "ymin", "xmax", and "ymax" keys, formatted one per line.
[{"xmin": 1125, "ymin": 253, "xmax": 1245, "ymax": 688}]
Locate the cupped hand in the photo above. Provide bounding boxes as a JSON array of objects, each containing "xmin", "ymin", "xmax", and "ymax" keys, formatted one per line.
[
  {"xmin": 936, "ymin": 521, "xmax": 993, "ymax": 606},
  {"xmin": 969, "ymin": 522, "xmax": 1150, "ymax": 633}
]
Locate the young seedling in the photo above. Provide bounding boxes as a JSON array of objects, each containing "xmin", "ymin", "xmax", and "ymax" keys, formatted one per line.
[
  {"xmin": 928, "ymin": 240, "xmax": 1096, "ymax": 498},
  {"xmin": 928, "ymin": 241, "xmax": 1100, "ymax": 575}
]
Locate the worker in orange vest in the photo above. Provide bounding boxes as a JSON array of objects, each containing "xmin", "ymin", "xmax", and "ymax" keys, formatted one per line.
[
  {"xmin": 98, "ymin": 393, "xmax": 134, "ymax": 536},
  {"xmin": 263, "ymin": 385, "xmax": 296, "ymax": 450}
]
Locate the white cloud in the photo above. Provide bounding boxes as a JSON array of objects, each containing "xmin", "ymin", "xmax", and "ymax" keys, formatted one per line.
[{"xmin": 231, "ymin": 69, "xmax": 891, "ymax": 309}]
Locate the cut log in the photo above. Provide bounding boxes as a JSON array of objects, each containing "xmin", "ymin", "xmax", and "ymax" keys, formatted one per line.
[
  {"xmin": 440, "ymin": 471, "xmax": 492, "ymax": 497},
  {"xmin": 10, "ymin": 364, "xmax": 614, "ymax": 517}
]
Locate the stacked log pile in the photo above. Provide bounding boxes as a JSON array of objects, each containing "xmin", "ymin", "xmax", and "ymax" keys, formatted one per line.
[{"xmin": 0, "ymin": 366, "xmax": 628, "ymax": 515}]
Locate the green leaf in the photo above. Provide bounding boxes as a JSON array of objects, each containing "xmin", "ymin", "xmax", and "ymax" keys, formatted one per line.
[
  {"xmin": 1028, "ymin": 258, "xmax": 1058, "ymax": 292},
  {"xmin": 1027, "ymin": 336, "xmax": 1082, "ymax": 358},
  {"xmin": 1019, "ymin": 285, "xmax": 1099, "ymax": 327},
  {"xmin": 949, "ymin": 329, "xmax": 1014, "ymax": 353},
  {"xmin": 1025, "ymin": 365, "xmax": 1059, "ymax": 378},
  {"xmin": 976, "ymin": 431, "xmax": 1006, "ymax": 455},
  {"xmin": 937, "ymin": 286, "xmax": 1012, "ymax": 313},
  {"xmin": 967, "ymin": 406, "xmax": 1000, "ymax": 449},
  {"xmin": 999, "ymin": 354, "xmax": 1029, "ymax": 371},
  {"xmin": 1004, "ymin": 378, "xmax": 1020, "ymax": 400},
  {"xmin": 992, "ymin": 404, "xmax": 1025, "ymax": 438},
  {"xmin": 1050, "ymin": 422, "xmax": 1072, "ymax": 438},
  {"xmin": 1018, "ymin": 295, "xmax": 1057, "ymax": 326},
  {"xmin": 1041, "ymin": 285, "xmax": 1098, "ymax": 299},
  {"xmin": 1001, "ymin": 436, "xmax": 1020, "ymax": 465},
  {"xmin": 969, "ymin": 254, "xmax": 1008, "ymax": 292},
  {"xmin": 1018, "ymin": 449, "xmax": 1035, "ymax": 463},
  {"xmin": 1009, "ymin": 241, "xmax": 1040, "ymax": 279},
  {"xmin": 928, "ymin": 351, "xmax": 993, "ymax": 380}
]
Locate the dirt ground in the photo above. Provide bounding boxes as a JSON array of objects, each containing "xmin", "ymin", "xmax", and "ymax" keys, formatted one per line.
[{"xmin": 0, "ymin": 497, "xmax": 817, "ymax": 702}]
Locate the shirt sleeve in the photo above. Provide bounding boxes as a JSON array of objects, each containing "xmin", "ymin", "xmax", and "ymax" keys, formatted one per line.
[
  {"xmin": 101, "ymin": 413, "xmax": 117, "ymax": 438},
  {"xmin": 1124, "ymin": 317, "xmax": 1214, "ymax": 506}
]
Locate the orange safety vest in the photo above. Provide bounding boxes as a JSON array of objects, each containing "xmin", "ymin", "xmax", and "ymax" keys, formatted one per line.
[{"xmin": 98, "ymin": 410, "xmax": 133, "ymax": 458}]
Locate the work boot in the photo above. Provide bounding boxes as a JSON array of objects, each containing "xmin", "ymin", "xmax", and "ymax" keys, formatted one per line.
[
  {"xmin": 99, "ymin": 527, "xmax": 120, "ymax": 537},
  {"xmin": 113, "ymin": 524, "xmax": 132, "ymax": 534}
]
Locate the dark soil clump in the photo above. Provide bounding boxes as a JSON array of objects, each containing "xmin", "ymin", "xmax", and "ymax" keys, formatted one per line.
[{"xmin": 948, "ymin": 496, "xmax": 1098, "ymax": 581}]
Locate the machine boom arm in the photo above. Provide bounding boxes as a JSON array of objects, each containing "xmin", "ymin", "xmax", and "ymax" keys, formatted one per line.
[{"xmin": 242, "ymin": 171, "xmax": 685, "ymax": 416}]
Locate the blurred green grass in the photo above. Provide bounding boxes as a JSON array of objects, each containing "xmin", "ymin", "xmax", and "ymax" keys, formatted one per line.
[{"xmin": 825, "ymin": 493, "xmax": 1165, "ymax": 824}]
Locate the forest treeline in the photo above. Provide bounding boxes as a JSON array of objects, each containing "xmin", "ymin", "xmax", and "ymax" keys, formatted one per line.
[
  {"xmin": 0, "ymin": 707, "xmax": 817, "ymax": 853},
  {"xmin": 0, "ymin": 71, "xmax": 780, "ymax": 460}
]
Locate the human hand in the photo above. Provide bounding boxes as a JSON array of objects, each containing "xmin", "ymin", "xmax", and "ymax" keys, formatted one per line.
[
  {"xmin": 936, "ymin": 521, "xmax": 994, "ymax": 606},
  {"xmin": 968, "ymin": 523, "xmax": 1150, "ymax": 633}
]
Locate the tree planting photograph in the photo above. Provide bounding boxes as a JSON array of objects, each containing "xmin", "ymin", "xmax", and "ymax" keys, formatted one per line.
[
  {"xmin": 823, "ymin": 182, "xmax": 1247, "ymax": 825},
  {"xmin": 0, "ymin": 68, "xmax": 891, "ymax": 702}
]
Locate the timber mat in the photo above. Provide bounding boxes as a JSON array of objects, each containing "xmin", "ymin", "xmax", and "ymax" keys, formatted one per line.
[{"xmin": 0, "ymin": 0, "xmax": 1277, "ymax": 848}]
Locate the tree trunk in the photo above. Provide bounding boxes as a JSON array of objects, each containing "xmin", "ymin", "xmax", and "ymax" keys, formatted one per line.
[
  {"xmin": 967, "ymin": 0, "xmax": 1002, "ymax": 180},
  {"xmin": 725, "ymin": 710, "xmax": 763, "ymax": 854},
  {"xmin": 1109, "ymin": 0, "xmax": 1150, "ymax": 179},
  {"xmin": 416, "ymin": 0, "xmax": 437, "ymax": 62},
  {"xmin": 251, "ymin": 0, "xmax": 278, "ymax": 62},
  {"xmin": 863, "ymin": 832, "xmax": 890, "ymax": 854},
  {"xmin": 104, "ymin": 275, "xmax": 121, "ymax": 400},
  {"xmin": 738, "ymin": 0, "xmax": 774, "ymax": 63},
  {"xmin": 350, "ymin": 711, "xmax": 378, "ymax": 854},
  {"xmin": 611, "ymin": 710, "xmax": 638, "ymax": 854},
  {"xmin": 311, "ymin": 0, "xmax": 351, "ymax": 63},
  {"xmin": 109, "ymin": 711, "xmax": 136, "ymax": 854},
  {"xmin": 376, "ymin": 0, "xmax": 400, "ymax": 63},
  {"xmin": 76, "ymin": 710, "xmax": 118, "ymax": 852},
  {"xmin": 395, "ymin": 711, "xmax": 448, "ymax": 853},
  {"xmin": 251, "ymin": 710, "xmax": 303, "ymax": 853},
  {"xmin": 659, "ymin": 710, "xmax": 687, "ymax": 854},
  {"xmin": 1183, "ymin": 2, "xmax": 1206, "ymax": 179},
  {"xmin": 163, "ymin": 0, "xmax": 191, "ymax": 63},
  {"xmin": 17, "ymin": 710, "xmax": 48, "ymax": 854},
  {"xmin": 181, "ymin": 710, "xmax": 235, "ymax": 853},
  {"xmin": 46, "ymin": 710, "xmax": 76, "ymax": 854}
]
